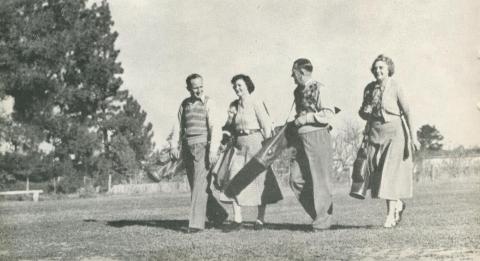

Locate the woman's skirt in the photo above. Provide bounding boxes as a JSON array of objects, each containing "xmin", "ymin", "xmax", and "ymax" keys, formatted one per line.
[
  {"xmin": 220, "ymin": 132, "xmax": 282, "ymax": 206},
  {"xmin": 367, "ymin": 117, "xmax": 413, "ymax": 199}
]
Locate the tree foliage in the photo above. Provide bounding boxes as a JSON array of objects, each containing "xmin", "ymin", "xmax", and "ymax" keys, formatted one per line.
[
  {"xmin": 0, "ymin": 0, "xmax": 154, "ymax": 190},
  {"xmin": 331, "ymin": 121, "xmax": 364, "ymax": 182},
  {"xmin": 417, "ymin": 124, "xmax": 444, "ymax": 151}
]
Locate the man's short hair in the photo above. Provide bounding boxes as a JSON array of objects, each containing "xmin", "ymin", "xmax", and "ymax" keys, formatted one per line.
[
  {"xmin": 186, "ymin": 73, "xmax": 202, "ymax": 90},
  {"xmin": 293, "ymin": 58, "xmax": 313, "ymax": 73}
]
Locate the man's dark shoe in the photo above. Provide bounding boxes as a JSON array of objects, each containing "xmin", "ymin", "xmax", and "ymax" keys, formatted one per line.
[
  {"xmin": 254, "ymin": 220, "xmax": 264, "ymax": 231},
  {"xmin": 222, "ymin": 222, "xmax": 242, "ymax": 232},
  {"xmin": 185, "ymin": 227, "xmax": 203, "ymax": 234}
]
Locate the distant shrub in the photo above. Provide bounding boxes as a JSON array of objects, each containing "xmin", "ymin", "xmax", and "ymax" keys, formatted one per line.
[
  {"xmin": 78, "ymin": 185, "xmax": 97, "ymax": 198},
  {"xmin": 56, "ymin": 175, "xmax": 84, "ymax": 194},
  {"xmin": 0, "ymin": 170, "xmax": 16, "ymax": 189}
]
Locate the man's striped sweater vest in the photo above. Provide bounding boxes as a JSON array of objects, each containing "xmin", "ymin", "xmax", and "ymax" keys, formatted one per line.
[{"xmin": 182, "ymin": 97, "xmax": 209, "ymax": 144}]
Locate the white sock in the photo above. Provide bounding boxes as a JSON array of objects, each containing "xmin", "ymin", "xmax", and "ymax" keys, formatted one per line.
[{"xmin": 232, "ymin": 202, "xmax": 242, "ymax": 223}]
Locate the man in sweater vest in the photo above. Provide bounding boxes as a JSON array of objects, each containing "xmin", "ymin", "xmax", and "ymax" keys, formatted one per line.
[{"xmin": 171, "ymin": 73, "xmax": 228, "ymax": 233}]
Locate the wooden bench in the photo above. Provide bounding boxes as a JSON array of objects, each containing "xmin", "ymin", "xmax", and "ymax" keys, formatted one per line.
[{"xmin": 0, "ymin": 190, "xmax": 43, "ymax": 202}]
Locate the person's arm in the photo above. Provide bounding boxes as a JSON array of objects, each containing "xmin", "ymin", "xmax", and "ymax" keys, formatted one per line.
[
  {"xmin": 295, "ymin": 84, "xmax": 335, "ymax": 126},
  {"xmin": 219, "ymin": 103, "xmax": 236, "ymax": 148},
  {"xmin": 225, "ymin": 102, "xmax": 236, "ymax": 127},
  {"xmin": 169, "ymin": 103, "xmax": 183, "ymax": 159},
  {"xmin": 358, "ymin": 84, "xmax": 372, "ymax": 121},
  {"xmin": 206, "ymin": 98, "xmax": 221, "ymax": 157},
  {"xmin": 313, "ymin": 84, "xmax": 335, "ymax": 124},
  {"xmin": 254, "ymin": 101, "xmax": 273, "ymax": 138},
  {"xmin": 397, "ymin": 83, "xmax": 419, "ymax": 149}
]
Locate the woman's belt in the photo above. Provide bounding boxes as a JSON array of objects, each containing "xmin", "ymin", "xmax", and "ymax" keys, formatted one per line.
[{"xmin": 235, "ymin": 129, "xmax": 261, "ymax": 136}]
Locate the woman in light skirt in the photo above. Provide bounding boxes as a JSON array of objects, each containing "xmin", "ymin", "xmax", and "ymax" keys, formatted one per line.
[
  {"xmin": 359, "ymin": 55, "xmax": 420, "ymax": 227},
  {"xmin": 220, "ymin": 74, "xmax": 282, "ymax": 231}
]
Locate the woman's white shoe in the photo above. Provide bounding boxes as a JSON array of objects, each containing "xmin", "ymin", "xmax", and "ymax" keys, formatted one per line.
[
  {"xmin": 394, "ymin": 200, "xmax": 406, "ymax": 224},
  {"xmin": 383, "ymin": 215, "xmax": 397, "ymax": 228}
]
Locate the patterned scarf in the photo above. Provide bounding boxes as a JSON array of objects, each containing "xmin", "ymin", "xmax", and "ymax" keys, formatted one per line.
[
  {"xmin": 370, "ymin": 81, "xmax": 386, "ymax": 119},
  {"xmin": 294, "ymin": 82, "xmax": 320, "ymax": 114}
]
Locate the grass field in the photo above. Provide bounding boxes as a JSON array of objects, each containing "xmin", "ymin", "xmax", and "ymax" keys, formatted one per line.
[{"xmin": 1, "ymin": 178, "xmax": 479, "ymax": 260}]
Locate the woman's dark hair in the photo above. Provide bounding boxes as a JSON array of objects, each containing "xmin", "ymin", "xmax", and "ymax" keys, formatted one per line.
[
  {"xmin": 371, "ymin": 54, "xmax": 395, "ymax": 77},
  {"xmin": 231, "ymin": 74, "xmax": 255, "ymax": 93}
]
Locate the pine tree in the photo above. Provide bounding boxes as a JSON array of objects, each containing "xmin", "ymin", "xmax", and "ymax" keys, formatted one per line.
[
  {"xmin": 103, "ymin": 95, "xmax": 154, "ymax": 182},
  {"xmin": 0, "ymin": 0, "xmax": 154, "ymax": 189}
]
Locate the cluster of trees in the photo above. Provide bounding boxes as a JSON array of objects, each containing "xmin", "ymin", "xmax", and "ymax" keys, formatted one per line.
[
  {"xmin": 0, "ymin": 0, "xmax": 155, "ymax": 192},
  {"xmin": 0, "ymin": 0, "xmax": 459, "ymax": 193}
]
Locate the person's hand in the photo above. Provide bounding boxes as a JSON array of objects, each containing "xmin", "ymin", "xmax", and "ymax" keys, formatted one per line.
[
  {"xmin": 217, "ymin": 143, "xmax": 227, "ymax": 153},
  {"xmin": 294, "ymin": 114, "xmax": 308, "ymax": 127},
  {"xmin": 363, "ymin": 105, "xmax": 373, "ymax": 114},
  {"xmin": 412, "ymin": 139, "xmax": 421, "ymax": 152},
  {"xmin": 220, "ymin": 133, "xmax": 231, "ymax": 145},
  {"xmin": 209, "ymin": 151, "xmax": 218, "ymax": 167},
  {"xmin": 170, "ymin": 147, "xmax": 180, "ymax": 160}
]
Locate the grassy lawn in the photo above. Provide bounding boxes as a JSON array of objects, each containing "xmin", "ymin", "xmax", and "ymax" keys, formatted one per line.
[{"xmin": 0, "ymin": 178, "xmax": 479, "ymax": 260}]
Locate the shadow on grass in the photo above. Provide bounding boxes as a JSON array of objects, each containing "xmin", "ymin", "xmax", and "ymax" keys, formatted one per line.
[
  {"xmin": 241, "ymin": 222, "xmax": 375, "ymax": 232},
  {"xmin": 92, "ymin": 219, "xmax": 375, "ymax": 232},
  {"xmin": 103, "ymin": 219, "xmax": 189, "ymax": 232}
]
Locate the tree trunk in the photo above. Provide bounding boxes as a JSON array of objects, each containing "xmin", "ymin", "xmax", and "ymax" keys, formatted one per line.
[
  {"xmin": 53, "ymin": 177, "xmax": 57, "ymax": 194},
  {"xmin": 103, "ymin": 127, "xmax": 109, "ymax": 154},
  {"xmin": 108, "ymin": 174, "xmax": 112, "ymax": 192},
  {"xmin": 26, "ymin": 176, "xmax": 30, "ymax": 191}
]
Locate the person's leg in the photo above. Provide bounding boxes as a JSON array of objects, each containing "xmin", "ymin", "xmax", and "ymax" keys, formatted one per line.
[
  {"xmin": 222, "ymin": 200, "xmax": 243, "ymax": 232},
  {"xmin": 394, "ymin": 199, "xmax": 406, "ymax": 223},
  {"xmin": 183, "ymin": 144, "xmax": 195, "ymax": 191},
  {"xmin": 254, "ymin": 204, "xmax": 266, "ymax": 230},
  {"xmin": 384, "ymin": 199, "xmax": 397, "ymax": 227},
  {"xmin": 257, "ymin": 204, "xmax": 266, "ymax": 223},
  {"xmin": 232, "ymin": 201, "xmax": 242, "ymax": 224},
  {"xmin": 187, "ymin": 143, "xmax": 210, "ymax": 229},
  {"xmin": 289, "ymin": 144, "xmax": 316, "ymax": 220},
  {"xmin": 302, "ymin": 130, "xmax": 333, "ymax": 229}
]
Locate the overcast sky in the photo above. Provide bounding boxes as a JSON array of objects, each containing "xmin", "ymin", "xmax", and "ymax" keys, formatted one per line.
[{"xmin": 107, "ymin": 0, "xmax": 480, "ymax": 149}]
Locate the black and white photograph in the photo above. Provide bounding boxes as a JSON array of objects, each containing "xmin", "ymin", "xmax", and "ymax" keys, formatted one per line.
[{"xmin": 0, "ymin": 0, "xmax": 479, "ymax": 260}]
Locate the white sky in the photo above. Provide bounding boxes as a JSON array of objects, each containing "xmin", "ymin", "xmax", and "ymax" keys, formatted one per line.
[{"xmin": 107, "ymin": 0, "xmax": 480, "ymax": 149}]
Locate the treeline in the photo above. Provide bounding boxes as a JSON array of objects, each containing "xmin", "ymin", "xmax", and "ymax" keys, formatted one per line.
[
  {"xmin": 0, "ymin": 0, "xmax": 156, "ymax": 192},
  {"xmin": 1, "ymin": 1, "xmax": 472, "ymax": 193}
]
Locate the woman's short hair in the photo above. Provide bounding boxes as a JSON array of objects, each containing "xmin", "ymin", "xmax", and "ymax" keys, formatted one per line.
[
  {"xmin": 231, "ymin": 74, "xmax": 255, "ymax": 93},
  {"xmin": 371, "ymin": 55, "xmax": 395, "ymax": 77}
]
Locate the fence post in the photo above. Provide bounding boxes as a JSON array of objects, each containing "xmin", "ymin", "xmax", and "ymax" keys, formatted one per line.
[
  {"xmin": 432, "ymin": 166, "xmax": 436, "ymax": 181},
  {"xmin": 430, "ymin": 165, "xmax": 435, "ymax": 182},
  {"xmin": 108, "ymin": 174, "xmax": 112, "ymax": 192},
  {"xmin": 33, "ymin": 192, "xmax": 39, "ymax": 202}
]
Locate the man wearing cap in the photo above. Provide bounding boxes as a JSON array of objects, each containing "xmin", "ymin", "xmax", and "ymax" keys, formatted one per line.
[
  {"xmin": 170, "ymin": 73, "xmax": 228, "ymax": 233},
  {"xmin": 289, "ymin": 58, "xmax": 336, "ymax": 231}
]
